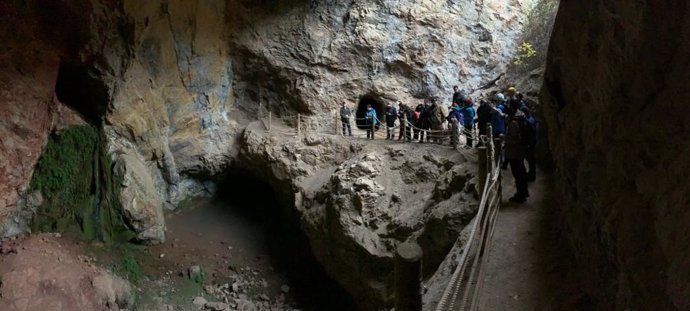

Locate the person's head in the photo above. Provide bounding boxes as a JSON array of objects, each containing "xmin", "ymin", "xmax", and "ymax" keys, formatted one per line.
[
  {"xmin": 480, "ymin": 99, "xmax": 489, "ymax": 106},
  {"xmin": 453, "ymin": 85, "xmax": 459, "ymax": 92},
  {"xmin": 462, "ymin": 97, "xmax": 472, "ymax": 106},
  {"xmin": 495, "ymin": 93, "xmax": 505, "ymax": 103},
  {"xmin": 367, "ymin": 104, "xmax": 372, "ymax": 110},
  {"xmin": 516, "ymin": 92, "xmax": 524, "ymax": 101},
  {"xmin": 506, "ymin": 86, "xmax": 517, "ymax": 97},
  {"xmin": 430, "ymin": 97, "xmax": 439, "ymax": 105},
  {"xmin": 388, "ymin": 102, "xmax": 393, "ymax": 107},
  {"xmin": 341, "ymin": 102, "xmax": 346, "ymax": 107}
]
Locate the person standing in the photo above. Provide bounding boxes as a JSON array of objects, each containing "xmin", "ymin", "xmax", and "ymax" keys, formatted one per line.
[
  {"xmin": 398, "ymin": 103, "xmax": 412, "ymax": 141},
  {"xmin": 428, "ymin": 97, "xmax": 445, "ymax": 144},
  {"xmin": 460, "ymin": 97, "xmax": 476, "ymax": 148},
  {"xmin": 452, "ymin": 85, "xmax": 466, "ymax": 106},
  {"xmin": 476, "ymin": 99, "xmax": 492, "ymax": 143},
  {"xmin": 523, "ymin": 107, "xmax": 538, "ymax": 181},
  {"xmin": 504, "ymin": 109, "xmax": 529, "ymax": 203},
  {"xmin": 340, "ymin": 102, "xmax": 352, "ymax": 136},
  {"xmin": 385, "ymin": 102, "xmax": 398, "ymax": 140},
  {"xmin": 365, "ymin": 104, "xmax": 378, "ymax": 140},
  {"xmin": 416, "ymin": 98, "xmax": 431, "ymax": 143},
  {"xmin": 447, "ymin": 103, "xmax": 464, "ymax": 148}
]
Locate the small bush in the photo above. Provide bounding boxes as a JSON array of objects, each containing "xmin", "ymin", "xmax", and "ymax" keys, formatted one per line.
[
  {"xmin": 513, "ymin": 41, "xmax": 537, "ymax": 65},
  {"xmin": 121, "ymin": 254, "xmax": 142, "ymax": 282}
]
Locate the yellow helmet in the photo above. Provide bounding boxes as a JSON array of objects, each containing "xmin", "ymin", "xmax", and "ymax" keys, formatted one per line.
[{"xmin": 507, "ymin": 87, "xmax": 517, "ymax": 95}]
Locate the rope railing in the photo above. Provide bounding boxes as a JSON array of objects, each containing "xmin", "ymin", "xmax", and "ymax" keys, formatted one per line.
[
  {"xmin": 434, "ymin": 123, "xmax": 503, "ymax": 311},
  {"xmin": 256, "ymin": 106, "xmax": 485, "ymax": 144}
]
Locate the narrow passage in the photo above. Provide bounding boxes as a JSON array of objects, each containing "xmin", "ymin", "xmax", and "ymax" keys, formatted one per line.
[{"xmin": 477, "ymin": 173, "xmax": 583, "ymax": 310}]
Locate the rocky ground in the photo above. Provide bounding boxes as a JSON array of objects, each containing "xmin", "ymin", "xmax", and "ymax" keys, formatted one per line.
[{"xmin": 0, "ymin": 234, "xmax": 133, "ymax": 311}]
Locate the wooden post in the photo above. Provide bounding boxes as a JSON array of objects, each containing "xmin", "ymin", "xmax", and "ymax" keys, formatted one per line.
[
  {"xmin": 395, "ymin": 241, "xmax": 422, "ymax": 311},
  {"xmin": 268, "ymin": 111, "xmax": 272, "ymax": 133},
  {"xmin": 478, "ymin": 146, "xmax": 488, "ymax": 195},
  {"xmin": 297, "ymin": 113, "xmax": 301, "ymax": 137}
]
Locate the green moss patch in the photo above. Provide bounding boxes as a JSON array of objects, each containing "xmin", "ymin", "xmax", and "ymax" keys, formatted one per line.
[{"xmin": 29, "ymin": 125, "xmax": 136, "ymax": 242}]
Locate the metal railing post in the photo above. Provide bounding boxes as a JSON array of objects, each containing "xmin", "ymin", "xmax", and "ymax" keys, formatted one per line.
[{"xmin": 395, "ymin": 241, "xmax": 423, "ymax": 311}]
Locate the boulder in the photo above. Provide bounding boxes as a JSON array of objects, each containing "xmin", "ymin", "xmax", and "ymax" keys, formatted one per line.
[{"xmin": 113, "ymin": 151, "xmax": 166, "ymax": 244}]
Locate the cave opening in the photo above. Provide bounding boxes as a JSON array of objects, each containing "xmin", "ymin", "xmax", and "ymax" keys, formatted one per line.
[
  {"xmin": 355, "ymin": 95, "xmax": 385, "ymax": 129},
  {"xmin": 54, "ymin": 61, "xmax": 109, "ymax": 124},
  {"xmin": 196, "ymin": 168, "xmax": 358, "ymax": 311}
]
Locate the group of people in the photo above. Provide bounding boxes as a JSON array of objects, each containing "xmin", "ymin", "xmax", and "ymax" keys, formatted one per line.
[{"xmin": 339, "ymin": 85, "xmax": 537, "ymax": 204}]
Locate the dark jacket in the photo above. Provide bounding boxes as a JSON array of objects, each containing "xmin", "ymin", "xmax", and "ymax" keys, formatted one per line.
[
  {"xmin": 452, "ymin": 91, "xmax": 466, "ymax": 105},
  {"xmin": 477, "ymin": 102, "xmax": 492, "ymax": 126},
  {"xmin": 340, "ymin": 106, "xmax": 351, "ymax": 121},
  {"xmin": 504, "ymin": 111, "xmax": 528, "ymax": 160},
  {"xmin": 416, "ymin": 104, "xmax": 430, "ymax": 128},
  {"xmin": 385, "ymin": 106, "xmax": 398, "ymax": 124},
  {"xmin": 525, "ymin": 114, "xmax": 537, "ymax": 147},
  {"xmin": 399, "ymin": 107, "xmax": 412, "ymax": 124}
]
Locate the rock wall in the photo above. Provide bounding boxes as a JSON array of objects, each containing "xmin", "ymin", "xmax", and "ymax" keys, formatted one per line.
[
  {"xmin": 541, "ymin": 1, "xmax": 690, "ymax": 309},
  {"xmin": 237, "ymin": 124, "xmax": 481, "ymax": 308},
  {"xmin": 2, "ymin": 0, "xmax": 536, "ymax": 241},
  {"xmin": 0, "ymin": 1, "xmax": 86, "ymax": 236}
]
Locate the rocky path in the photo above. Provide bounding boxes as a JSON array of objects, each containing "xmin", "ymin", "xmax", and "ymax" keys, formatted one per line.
[{"xmin": 477, "ymin": 172, "xmax": 582, "ymax": 310}]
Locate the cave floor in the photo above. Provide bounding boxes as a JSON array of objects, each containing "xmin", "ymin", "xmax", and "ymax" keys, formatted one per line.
[{"xmin": 477, "ymin": 172, "xmax": 584, "ymax": 310}]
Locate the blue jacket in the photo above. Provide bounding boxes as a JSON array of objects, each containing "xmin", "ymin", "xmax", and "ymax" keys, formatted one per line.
[
  {"xmin": 491, "ymin": 102, "xmax": 507, "ymax": 135},
  {"xmin": 460, "ymin": 105, "xmax": 475, "ymax": 127},
  {"xmin": 447, "ymin": 106, "xmax": 464, "ymax": 127},
  {"xmin": 365, "ymin": 108, "xmax": 378, "ymax": 126}
]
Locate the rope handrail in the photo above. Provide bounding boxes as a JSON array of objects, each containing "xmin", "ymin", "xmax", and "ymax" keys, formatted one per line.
[{"xmin": 434, "ymin": 124, "xmax": 502, "ymax": 311}]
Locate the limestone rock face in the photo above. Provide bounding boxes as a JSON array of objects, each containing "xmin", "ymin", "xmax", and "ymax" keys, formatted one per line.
[
  {"xmin": 541, "ymin": 1, "xmax": 690, "ymax": 309},
  {"xmin": 104, "ymin": 0, "xmax": 239, "ymax": 209},
  {"xmin": 0, "ymin": 1, "xmax": 86, "ymax": 235},
  {"xmin": 238, "ymin": 125, "xmax": 479, "ymax": 308},
  {"xmin": 230, "ymin": 0, "xmax": 534, "ymax": 113},
  {"xmin": 113, "ymin": 151, "xmax": 166, "ymax": 244}
]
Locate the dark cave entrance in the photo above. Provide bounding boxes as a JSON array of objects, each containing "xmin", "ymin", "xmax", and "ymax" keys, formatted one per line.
[
  {"xmin": 54, "ymin": 61, "xmax": 110, "ymax": 124},
  {"xmin": 211, "ymin": 169, "xmax": 357, "ymax": 311},
  {"xmin": 355, "ymin": 95, "xmax": 385, "ymax": 129}
]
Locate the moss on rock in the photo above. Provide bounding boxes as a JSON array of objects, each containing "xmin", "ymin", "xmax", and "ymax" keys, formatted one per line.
[{"xmin": 29, "ymin": 125, "xmax": 136, "ymax": 242}]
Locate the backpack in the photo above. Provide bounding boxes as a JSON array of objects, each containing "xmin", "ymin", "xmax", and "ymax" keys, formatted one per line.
[{"xmin": 413, "ymin": 111, "xmax": 421, "ymax": 121}]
